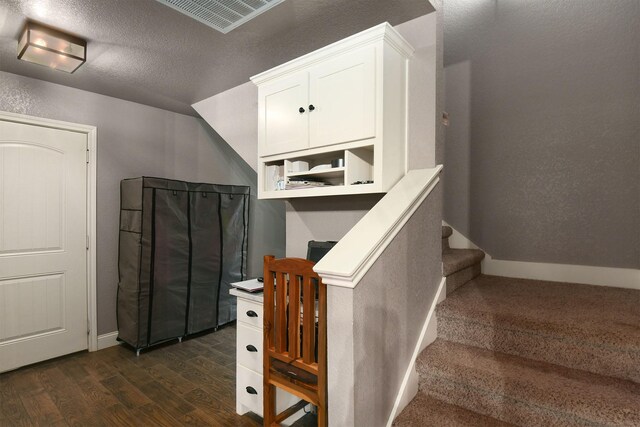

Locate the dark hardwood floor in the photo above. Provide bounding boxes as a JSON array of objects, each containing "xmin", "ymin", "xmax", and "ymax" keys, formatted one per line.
[{"xmin": 0, "ymin": 323, "xmax": 315, "ymax": 426}]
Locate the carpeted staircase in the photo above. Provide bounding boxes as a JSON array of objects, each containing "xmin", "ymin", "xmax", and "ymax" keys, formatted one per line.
[
  {"xmin": 394, "ymin": 226, "xmax": 640, "ymax": 426},
  {"xmin": 441, "ymin": 226, "xmax": 485, "ymax": 295}
]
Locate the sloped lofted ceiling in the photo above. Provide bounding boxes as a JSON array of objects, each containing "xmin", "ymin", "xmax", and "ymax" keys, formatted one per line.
[{"xmin": 0, "ymin": 0, "xmax": 434, "ymax": 116}]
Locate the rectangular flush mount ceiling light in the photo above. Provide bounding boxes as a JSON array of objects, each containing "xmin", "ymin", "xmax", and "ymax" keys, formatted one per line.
[
  {"xmin": 17, "ymin": 21, "xmax": 86, "ymax": 73},
  {"xmin": 155, "ymin": 0, "xmax": 284, "ymax": 34}
]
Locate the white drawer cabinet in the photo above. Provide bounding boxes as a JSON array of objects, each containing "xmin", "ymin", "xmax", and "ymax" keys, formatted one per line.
[
  {"xmin": 237, "ymin": 298, "xmax": 263, "ymax": 329},
  {"xmin": 231, "ymin": 289, "xmax": 306, "ymax": 424},
  {"xmin": 236, "ymin": 323, "xmax": 262, "ymax": 373},
  {"xmin": 236, "ymin": 365, "xmax": 304, "ymax": 418},
  {"xmin": 252, "ymin": 22, "xmax": 414, "ymax": 199}
]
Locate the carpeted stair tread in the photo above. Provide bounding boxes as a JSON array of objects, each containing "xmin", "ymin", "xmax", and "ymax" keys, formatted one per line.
[
  {"xmin": 393, "ymin": 393, "xmax": 514, "ymax": 427},
  {"xmin": 437, "ymin": 274, "xmax": 640, "ymax": 381},
  {"xmin": 417, "ymin": 339, "xmax": 640, "ymax": 426},
  {"xmin": 438, "ymin": 274, "xmax": 640, "ymax": 349},
  {"xmin": 442, "ymin": 225, "xmax": 453, "ymax": 239},
  {"xmin": 442, "ymin": 248, "xmax": 485, "ymax": 276},
  {"xmin": 445, "ymin": 263, "xmax": 481, "ymax": 295}
]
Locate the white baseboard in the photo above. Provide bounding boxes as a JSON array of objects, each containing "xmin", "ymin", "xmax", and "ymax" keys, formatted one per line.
[
  {"xmin": 443, "ymin": 222, "xmax": 640, "ymax": 290},
  {"xmin": 483, "ymin": 256, "xmax": 640, "ymax": 290},
  {"xmin": 386, "ymin": 277, "xmax": 446, "ymax": 427},
  {"xmin": 97, "ymin": 331, "xmax": 120, "ymax": 350},
  {"xmin": 421, "ymin": 281, "xmax": 446, "ymax": 352}
]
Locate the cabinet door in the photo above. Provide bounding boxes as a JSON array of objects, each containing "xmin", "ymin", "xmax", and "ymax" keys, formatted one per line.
[
  {"xmin": 308, "ymin": 46, "xmax": 376, "ymax": 148},
  {"xmin": 258, "ymin": 73, "xmax": 309, "ymax": 156}
]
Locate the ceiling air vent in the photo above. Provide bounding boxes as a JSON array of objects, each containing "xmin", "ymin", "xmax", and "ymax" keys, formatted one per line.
[{"xmin": 156, "ymin": 0, "xmax": 284, "ymax": 34}]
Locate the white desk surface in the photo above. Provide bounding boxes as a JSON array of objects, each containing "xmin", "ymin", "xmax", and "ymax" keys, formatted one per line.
[
  {"xmin": 230, "ymin": 287, "xmax": 264, "ymax": 304},
  {"xmin": 230, "ymin": 288, "xmax": 320, "ymax": 319}
]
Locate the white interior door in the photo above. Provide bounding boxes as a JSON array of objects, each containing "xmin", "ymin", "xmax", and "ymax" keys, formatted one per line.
[{"xmin": 0, "ymin": 119, "xmax": 88, "ymax": 373}]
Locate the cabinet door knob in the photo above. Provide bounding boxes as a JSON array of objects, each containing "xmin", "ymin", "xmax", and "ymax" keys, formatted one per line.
[
  {"xmin": 308, "ymin": 104, "xmax": 315, "ymax": 111},
  {"xmin": 246, "ymin": 386, "xmax": 258, "ymax": 395},
  {"xmin": 246, "ymin": 344, "xmax": 258, "ymax": 352},
  {"xmin": 298, "ymin": 107, "xmax": 305, "ymax": 113},
  {"xmin": 246, "ymin": 310, "xmax": 258, "ymax": 318}
]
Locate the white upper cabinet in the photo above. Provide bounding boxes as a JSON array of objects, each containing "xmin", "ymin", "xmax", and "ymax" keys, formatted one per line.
[
  {"xmin": 260, "ymin": 73, "xmax": 309, "ymax": 155},
  {"xmin": 258, "ymin": 48, "xmax": 377, "ymax": 157},
  {"xmin": 251, "ymin": 23, "xmax": 415, "ymax": 199},
  {"xmin": 308, "ymin": 46, "xmax": 376, "ymax": 149}
]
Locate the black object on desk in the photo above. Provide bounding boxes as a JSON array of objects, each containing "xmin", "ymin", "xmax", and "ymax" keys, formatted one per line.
[{"xmin": 307, "ymin": 240, "xmax": 337, "ymax": 263}]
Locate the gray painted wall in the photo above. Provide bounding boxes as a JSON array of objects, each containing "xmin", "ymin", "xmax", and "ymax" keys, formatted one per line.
[
  {"xmin": 0, "ymin": 71, "xmax": 285, "ymax": 335},
  {"xmin": 443, "ymin": 0, "xmax": 640, "ymax": 269},
  {"xmin": 327, "ymin": 184, "xmax": 443, "ymax": 425},
  {"xmin": 285, "ymin": 195, "xmax": 383, "ymax": 257}
]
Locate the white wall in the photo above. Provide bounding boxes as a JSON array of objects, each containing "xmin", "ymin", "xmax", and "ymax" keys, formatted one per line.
[
  {"xmin": 193, "ymin": 82, "xmax": 260, "ymax": 171},
  {"xmin": 400, "ymin": 12, "xmax": 439, "ymax": 170},
  {"xmin": 0, "ymin": 71, "xmax": 285, "ymax": 335}
]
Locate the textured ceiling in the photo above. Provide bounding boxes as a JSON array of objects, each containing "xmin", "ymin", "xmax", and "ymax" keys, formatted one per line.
[{"xmin": 0, "ymin": 0, "xmax": 433, "ymax": 116}]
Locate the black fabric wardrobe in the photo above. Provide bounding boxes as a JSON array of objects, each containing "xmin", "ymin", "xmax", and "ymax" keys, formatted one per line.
[{"xmin": 117, "ymin": 177, "xmax": 249, "ymax": 353}]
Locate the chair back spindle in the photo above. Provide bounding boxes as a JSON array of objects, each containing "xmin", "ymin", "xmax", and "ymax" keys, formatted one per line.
[{"xmin": 263, "ymin": 256, "xmax": 327, "ymax": 426}]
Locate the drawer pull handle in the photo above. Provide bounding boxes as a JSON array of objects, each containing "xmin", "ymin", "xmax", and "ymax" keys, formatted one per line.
[
  {"xmin": 246, "ymin": 344, "xmax": 258, "ymax": 352},
  {"xmin": 246, "ymin": 386, "xmax": 258, "ymax": 395},
  {"xmin": 246, "ymin": 310, "xmax": 258, "ymax": 318}
]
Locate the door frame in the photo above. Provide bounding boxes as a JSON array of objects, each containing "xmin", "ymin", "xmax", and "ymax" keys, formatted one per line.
[{"xmin": 0, "ymin": 110, "xmax": 98, "ymax": 352}]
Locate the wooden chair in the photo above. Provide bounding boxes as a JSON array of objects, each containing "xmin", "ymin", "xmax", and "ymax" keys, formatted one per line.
[{"xmin": 263, "ymin": 255, "xmax": 327, "ymax": 426}]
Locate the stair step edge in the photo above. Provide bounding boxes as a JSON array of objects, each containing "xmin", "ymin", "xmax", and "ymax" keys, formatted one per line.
[
  {"xmin": 443, "ymin": 249, "xmax": 485, "ymax": 276},
  {"xmin": 445, "ymin": 264, "xmax": 481, "ymax": 295},
  {"xmin": 435, "ymin": 312, "xmax": 640, "ymax": 383},
  {"xmin": 416, "ymin": 340, "xmax": 640, "ymax": 426},
  {"xmin": 435, "ymin": 306, "xmax": 639, "ymax": 353},
  {"xmin": 394, "ymin": 392, "xmax": 515, "ymax": 427}
]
